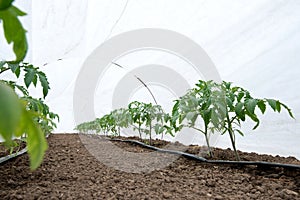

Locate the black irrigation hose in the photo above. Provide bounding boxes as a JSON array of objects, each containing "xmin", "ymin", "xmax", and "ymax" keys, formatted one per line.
[
  {"xmin": 1, "ymin": 136, "xmax": 300, "ymax": 170},
  {"xmin": 0, "ymin": 134, "xmax": 50, "ymax": 165},
  {"xmin": 110, "ymin": 138, "xmax": 300, "ymax": 170},
  {"xmin": 0, "ymin": 148, "xmax": 27, "ymax": 164}
]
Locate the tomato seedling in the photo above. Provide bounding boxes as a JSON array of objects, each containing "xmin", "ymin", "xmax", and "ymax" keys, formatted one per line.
[{"xmin": 221, "ymin": 81, "xmax": 294, "ymax": 160}]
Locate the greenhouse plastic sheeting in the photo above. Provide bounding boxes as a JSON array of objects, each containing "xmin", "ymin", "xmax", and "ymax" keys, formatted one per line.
[{"xmin": 1, "ymin": 0, "xmax": 300, "ymax": 158}]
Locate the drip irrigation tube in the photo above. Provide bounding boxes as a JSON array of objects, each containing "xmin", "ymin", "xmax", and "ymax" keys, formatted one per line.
[
  {"xmin": 0, "ymin": 147, "xmax": 27, "ymax": 164},
  {"xmin": 1, "ymin": 136, "xmax": 300, "ymax": 170},
  {"xmin": 0, "ymin": 134, "xmax": 50, "ymax": 165},
  {"xmin": 110, "ymin": 138, "xmax": 300, "ymax": 170}
]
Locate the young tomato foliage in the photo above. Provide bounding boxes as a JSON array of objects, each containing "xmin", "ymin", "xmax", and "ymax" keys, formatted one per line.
[
  {"xmin": 128, "ymin": 101, "xmax": 147, "ymax": 139},
  {"xmin": 0, "ymin": 2, "xmax": 57, "ymax": 170},
  {"xmin": 221, "ymin": 81, "xmax": 294, "ymax": 160},
  {"xmin": 171, "ymin": 80, "xmax": 225, "ymax": 157},
  {"xmin": 0, "ymin": 61, "xmax": 59, "ymax": 170},
  {"xmin": 76, "ymin": 101, "xmax": 173, "ymax": 145}
]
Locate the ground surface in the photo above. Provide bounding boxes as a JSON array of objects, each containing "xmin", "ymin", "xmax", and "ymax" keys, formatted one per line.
[{"xmin": 0, "ymin": 134, "xmax": 300, "ymax": 199}]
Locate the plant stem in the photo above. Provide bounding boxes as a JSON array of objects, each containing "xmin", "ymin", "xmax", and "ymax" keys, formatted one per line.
[
  {"xmin": 226, "ymin": 114, "xmax": 240, "ymax": 161},
  {"xmin": 161, "ymin": 119, "xmax": 164, "ymax": 140},
  {"xmin": 204, "ymin": 125, "xmax": 213, "ymax": 158},
  {"xmin": 0, "ymin": 67, "xmax": 9, "ymax": 74},
  {"xmin": 138, "ymin": 124, "xmax": 142, "ymax": 140},
  {"xmin": 149, "ymin": 122, "xmax": 152, "ymax": 145},
  {"xmin": 190, "ymin": 125, "xmax": 213, "ymax": 157}
]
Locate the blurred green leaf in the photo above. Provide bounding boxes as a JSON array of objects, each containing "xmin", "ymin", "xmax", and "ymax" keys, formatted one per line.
[
  {"xmin": 22, "ymin": 110, "xmax": 48, "ymax": 170},
  {"xmin": 0, "ymin": 0, "xmax": 14, "ymax": 10},
  {"xmin": 0, "ymin": 6, "xmax": 27, "ymax": 62},
  {"xmin": 0, "ymin": 82, "xmax": 21, "ymax": 143}
]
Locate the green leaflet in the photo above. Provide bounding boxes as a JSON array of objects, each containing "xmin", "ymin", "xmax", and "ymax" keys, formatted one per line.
[
  {"xmin": 245, "ymin": 99, "xmax": 257, "ymax": 115},
  {"xmin": 20, "ymin": 109, "xmax": 48, "ymax": 170},
  {"xmin": 0, "ymin": 83, "xmax": 48, "ymax": 170},
  {"xmin": 266, "ymin": 99, "xmax": 277, "ymax": 111},
  {"xmin": 23, "ymin": 65, "xmax": 50, "ymax": 98},
  {"xmin": 0, "ymin": 83, "xmax": 22, "ymax": 145},
  {"xmin": 276, "ymin": 100, "xmax": 281, "ymax": 112},
  {"xmin": 24, "ymin": 67, "xmax": 36, "ymax": 88},
  {"xmin": 37, "ymin": 71, "xmax": 50, "ymax": 98},
  {"xmin": 234, "ymin": 102, "xmax": 245, "ymax": 121},
  {"xmin": 0, "ymin": 0, "xmax": 14, "ymax": 10},
  {"xmin": 0, "ymin": 5, "xmax": 27, "ymax": 62},
  {"xmin": 257, "ymin": 100, "xmax": 266, "ymax": 114},
  {"xmin": 280, "ymin": 102, "xmax": 294, "ymax": 119}
]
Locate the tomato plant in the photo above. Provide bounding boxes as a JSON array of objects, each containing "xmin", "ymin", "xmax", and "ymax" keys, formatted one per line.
[
  {"xmin": 171, "ymin": 80, "xmax": 226, "ymax": 157},
  {"xmin": 221, "ymin": 81, "xmax": 294, "ymax": 160},
  {"xmin": 76, "ymin": 79, "xmax": 294, "ymax": 161},
  {"xmin": 139, "ymin": 103, "xmax": 170, "ymax": 144},
  {"xmin": 110, "ymin": 108, "xmax": 132, "ymax": 136},
  {"xmin": 128, "ymin": 101, "xmax": 147, "ymax": 139},
  {"xmin": 76, "ymin": 101, "xmax": 173, "ymax": 145},
  {"xmin": 0, "ymin": 1, "xmax": 59, "ymax": 170},
  {"xmin": 0, "ymin": 61, "xmax": 59, "ymax": 169}
]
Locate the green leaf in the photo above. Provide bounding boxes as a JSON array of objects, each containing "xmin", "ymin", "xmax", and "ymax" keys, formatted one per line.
[
  {"xmin": 186, "ymin": 111, "xmax": 197, "ymax": 121},
  {"xmin": 237, "ymin": 92, "xmax": 244, "ymax": 102},
  {"xmin": 0, "ymin": 82, "xmax": 22, "ymax": 143},
  {"xmin": 266, "ymin": 99, "xmax": 277, "ymax": 111},
  {"xmin": 257, "ymin": 100, "xmax": 266, "ymax": 114},
  {"xmin": 235, "ymin": 102, "xmax": 244, "ymax": 120},
  {"xmin": 252, "ymin": 119, "xmax": 260, "ymax": 130},
  {"xmin": 32, "ymin": 74, "xmax": 38, "ymax": 87},
  {"xmin": 24, "ymin": 68, "xmax": 35, "ymax": 88},
  {"xmin": 0, "ymin": 0, "xmax": 14, "ymax": 10},
  {"xmin": 245, "ymin": 110, "xmax": 260, "ymax": 130},
  {"xmin": 280, "ymin": 102, "xmax": 295, "ymax": 119},
  {"xmin": 24, "ymin": 111, "xmax": 48, "ymax": 170},
  {"xmin": 226, "ymin": 96, "xmax": 233, "ymax": 110},
  {"xmin": 203, "ymin": 109, "xmax": 211, "ymax": 126},
  {"xmin": 235, "ymin": 129, "xmax": 244, "ymax": 136},
  {"xmin": 276, "ymin": 100, "xmax": 281, "ymax": 112},
  {"xmin": 8, "ymin": 62, "xmax": 18, "ymax": 72},
  {"xmin": 0, "ymin": 6, "xmax": 27, "ymax": 62},
  {"xmin": 231, "ymin": 86, "xmax": 239, "ymax": 93},
  {"xmin": 210, "ymin": 109, "xmax": 220, "ymax": 128},
  {"xmin": 245, "ymin": 99, "xmax": 257, "ymax": 115},
  {"xmin": 0, "ymin": 61, "xmax": 5, "ymax": 68}
]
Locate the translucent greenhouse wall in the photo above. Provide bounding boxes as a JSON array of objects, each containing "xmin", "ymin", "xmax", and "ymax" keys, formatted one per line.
[{"xmin": 1, "ymin": 0, "xmax": 300, "ymax": 158}]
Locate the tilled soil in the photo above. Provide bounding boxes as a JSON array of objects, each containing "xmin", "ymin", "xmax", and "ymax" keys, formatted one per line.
[{"xmin": 0, "ymin": 134, "xmax": 300, "ymax": 200}]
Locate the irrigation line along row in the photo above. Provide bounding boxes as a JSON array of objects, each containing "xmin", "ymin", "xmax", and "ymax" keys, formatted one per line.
[
  {"xmin": 110, "ymin": 138, "xmax": 300, "ymax": 170},
  {"xmin": 1, "ymin": 135, "xmax": 300, "ymax": 170},
  {"xmin": 0, "ymin": 134, "xmax": 51, "ymax": 165},
  {"xmin": 0, "ymin": 148, "xmax": 27, "ymax": 164}
]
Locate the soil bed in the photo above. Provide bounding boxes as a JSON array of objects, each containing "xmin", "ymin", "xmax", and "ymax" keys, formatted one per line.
[{"xmin": 0, "ymin": 134, "xmax": 299, "ymax": 199}]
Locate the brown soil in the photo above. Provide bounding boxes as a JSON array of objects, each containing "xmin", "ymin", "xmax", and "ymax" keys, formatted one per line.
[{"xmin": 0, "ymin": 134, "xmax": 299, "ymax": 199}]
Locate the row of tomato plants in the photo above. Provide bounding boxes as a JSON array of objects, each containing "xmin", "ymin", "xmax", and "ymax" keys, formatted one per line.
[{"xmin": 76, "ymin": 80, "xmax": 294, "ymax": 160}]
